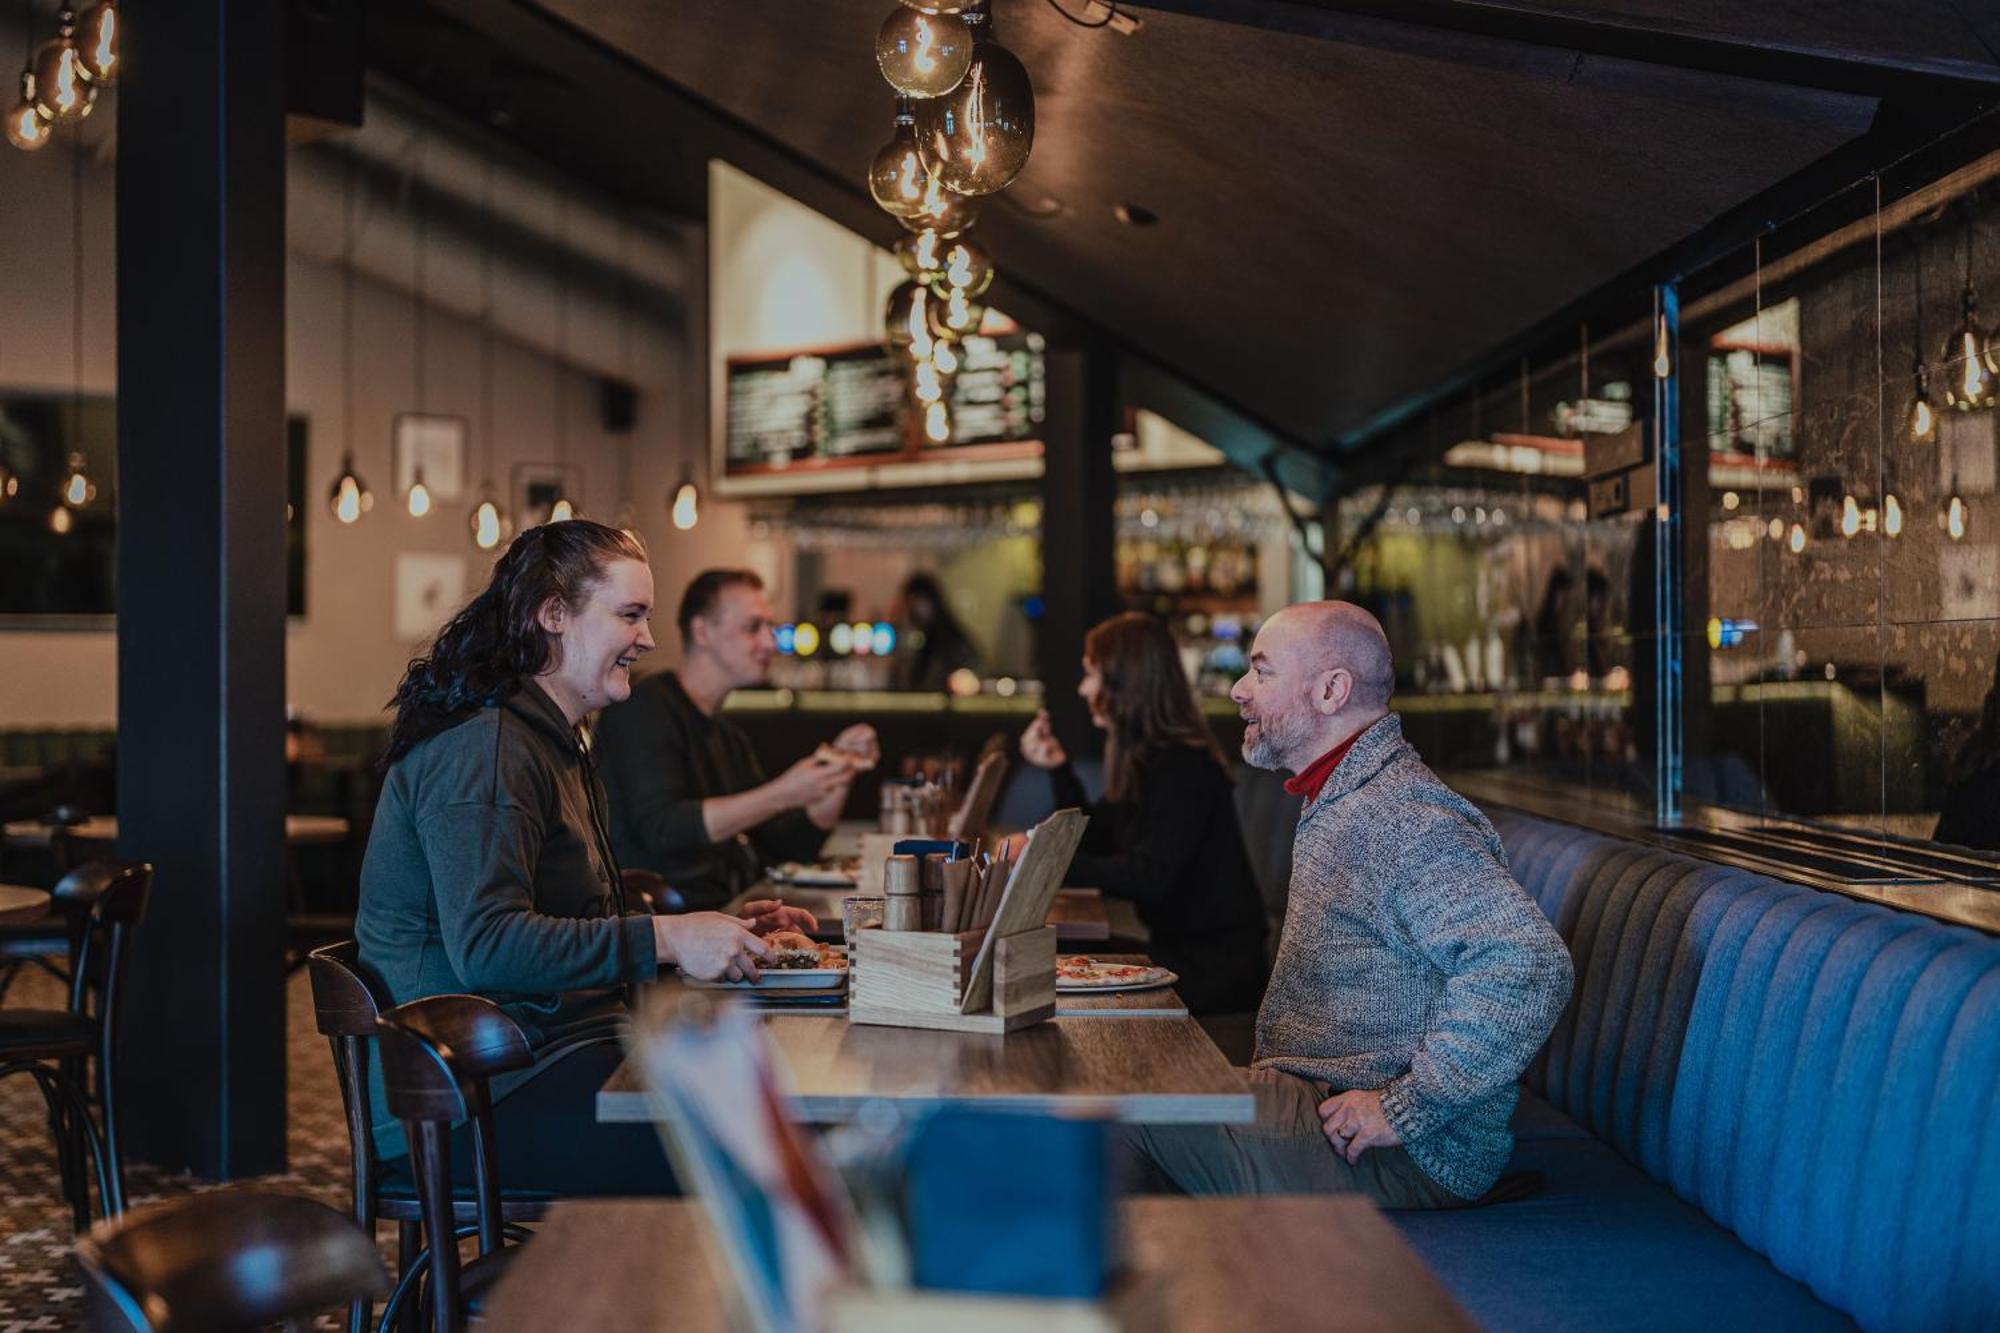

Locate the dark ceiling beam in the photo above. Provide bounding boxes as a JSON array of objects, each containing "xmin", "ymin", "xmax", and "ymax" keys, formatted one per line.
[{"xmin": 1124, "ymin": 0, "xmax": 2000, "ymax": 97}]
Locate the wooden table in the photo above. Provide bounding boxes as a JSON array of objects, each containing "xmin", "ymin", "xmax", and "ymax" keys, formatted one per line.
[
  {"xmin": 600, "ymin": 1009, "xmax": 1252, "ymax": 1126},
  {"xmin": 480, "ymin": 1197, "xmax": 1476, "ymax": 1332},
  {"xmin": 0, "ymin": 884, "xmax": 51, "ymax": 925},
  {"xmin": 2, "ymin": 814, "xmax": 350, "ymax": 848},
  {"xmin": 751, "ymin": 884, "xmax": 1112, "ymax": 944}
]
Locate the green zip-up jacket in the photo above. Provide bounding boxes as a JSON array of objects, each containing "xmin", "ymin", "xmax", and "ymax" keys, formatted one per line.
[{"xmin": 355, "ymin": 680, "xmax": 658, "ymax": 1157}]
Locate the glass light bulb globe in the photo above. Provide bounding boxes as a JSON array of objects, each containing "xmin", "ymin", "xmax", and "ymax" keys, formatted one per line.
[
  {"xmin": 899, "ymin": 1, "xmax": 981, "ymax": 12},
  {"xmin": 1839, "ymin": 494, "xmax": 1861, "ymax": 538},
  {"xmin": 549, "ymin": 497, "xmax": 575, "ymax": 523},
  {"xmin": 77, "ymin": 1, "xmax": 117, "ymax": 86},
  {"xmin": 910, "ymin": 353, "xmax": 953, "ymax": 405},
  {"xmin": 50, "ymin": 506, "xmax": 71, "ymax": 534},
  {"xmin": 6, "ymin": 74, "xmax": 52, "ymax": 151},
  {"xmin": 930, "ymin": 336, "xmax": 959, "ymax": 375},
  {"xmin": 885, "ymin": 280, "xmax": 936, "ymax": 351},
  {"xmin": 31, "ymin": 26, "xmax": 95, "ymax": 123},
  {"xmin": 470, "ymin": 497, "xmax": 508, "ymax": 550},
  {"xmin": 331, "ymin": 476, "xmax": 363, "ymax": 524},
  {"xmin": 896, "ymin": 168, "xmax": 980, "ymax": 236},
  {"xmin": 916, "ymin": 33, "xmax": 1035, "ymax": 196},
  {"xmin": 923, "ymin": 399, "xmax": 952, "ymax": 444},
  {"xmin": 1948, "ymin": 493, "xmax": 1968, "ymax": 541},
  {"xmin": 931, "ymin": 236, "xmax": 994, "ymax": 299},
  {"xmin": 672, "ymin": 481, "xmax": 699, "ymax": 531},
  {"xmin": 407, "ymin": 478, "xmax": 432, "ymax": 518},
  {"xmin": 0, "ymin": 457, "xmax": 15, "ymax": 500},
  {"xmin": 1944, "ymin": 290, "xmax": 1996, "ymax": 410},
  {"xmin": 895, "ymin": 229, "xmax": 949, "ymax": 284},
  {"xmin": 1884, "ymin": 493, "xmax": 1903, "ymax": 538},
  {"xmin": 867, "ymin": 115, "xmax": 930, "ymax": 219},
  {"xmin": 926, "ymin": 284, "xmax": 986, "ymax": 339},
  {"xmin": 1909, "ymin": 379, "xmax": 1936, "ymax": 444},
  {"xmin": 876, "ymin": 6, "xmax": 973, "ymax": 99}
]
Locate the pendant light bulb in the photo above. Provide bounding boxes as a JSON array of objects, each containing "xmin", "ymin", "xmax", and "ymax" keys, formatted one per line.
[
  {"xmin": 1908, "ymin": 363, "xmax": 1938, "ymax": 443},
  {"xmin": 899, "ymin": 1, "xmax": 981, "ymax": 12},
  {"xmin": 6, "ymin": 71, "xmax": 52, "ymax": 151},
  {"xmin": 1947, "ymin": 487, "xmax": 1967, "ymax": 541},
  {"xmin": 1652, "ymin": 314, "xmax": 1672, "ymax": 379},
  {"xmin": 1944, "ymin": 286, "xmax": 1996, "ymax": 410},
  {"xmin": 671, "ymin": 478, "xmax": 700, "ymax": 531},
  {"xmin": 1839, "ymin": 494, "xmax": 1861, "ymax": 539},
  {"xmin": 930, "ymin": 336, "xmax": 959, "ymax": 375},
  {"xmin": 876, "ymin": 5, "xmax": 973, "ymax": 99},
  {"xmin": 0, "ymin": 456, "xmax": 16, "ymax": 501},
  {"xmin": 897, "ymin": 167, "xmax": 981, "ymax": 237},
  {"xmin": 933, "ymin": 236, "xmax": 994, "ymax": 299},
  {"xmin": 926, "ymin": 283, "xmax": 987, "ymax": 340},
  {"xmin": 911, "ymin": 352, "xmax": 952, "ymax": 405},
  {"xmin": 916, "ymin": 12, "xmax": 1035, "ymax": 197},
  {"xmin": 329, "ymin": 451, "xmax": 371, "ymax": 525},
  {"xmin": 895, "ymin": 229, "xmax": 949, "ymax": 285},
  {"xmin": 868, "ymin": 106, "xmax": 931, "ymax": 220},
  {"xmin": 885, "ymin": 280, "xmax": 937, "ymax": 354},
  {"xmin": 923, "ymin": 399, "xmax": 952, "ymax": 444},
  {"xmin": 1884, "ymin": 492, "xmax": 1903, "ymax": 538},
  {"xmin": 31, "ymin": 10, "xmax": 95, "ymax": 123},
  {"xmin": 470, "ymin": 489, "xmax": 509, "ymax": 551},
  {"xmin": 49, "ymin": 505, "xmax": 71, "ymax": 534},
  {"xmin": 1787, "ymin": 522, "xmax": 1806, "ymax": 554},
  {"xmin": 406, "ymin": 465, "xmax": 433, "ymax": 518},
  {"xmin": 549, "ymin": 497, "xmax": 575, "ymax": 523},
  {"xmin": 76, "ymin": 0, "xmax": 116, "ymax": 85}
]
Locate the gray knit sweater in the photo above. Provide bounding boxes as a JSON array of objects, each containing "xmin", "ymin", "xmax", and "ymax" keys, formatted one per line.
[{"xmin": 1253, "ymin": 714, "xmax": 1573, "ymax": 1200}]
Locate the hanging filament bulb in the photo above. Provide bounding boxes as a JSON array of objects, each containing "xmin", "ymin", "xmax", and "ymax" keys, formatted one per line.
[
  {"xmin": 469, "ymin": 484, "xmax": 509, "ymax": 551},
  {"xmin": 895, "ymin": 229, "xmax": 949, "ymax": 284},
  {"xmin": 930, "ymin": 336, "xmax": 959, "ymax": 375},
  {"xmin": 77, "ymin": 0, "xmax": 116, "ymax": 85},
  {"xmin": 927, "ymin": 283, "xmax": 986, "ymax": 339},
  {"xmin": 1943, "ymin": 285, "xmax": 1996, "ymax": 410},
  {"xmin": 1884, "ymin": 492, "xmax": 1903, "ymax": 538},
  {"xmin": 1947, "ymin": 487, "xmax": 1967, "ymax": 541},
  {"xmin": 911, "ymin": 352, "xmax": 951, "ymax": 405},
  {"xmin": 406, "ymin": 464, "xmax": 433, "ymax": 518},
  {"xmin": 30, "ymin": 9, "xmax": 94, "ymax": 123},
  {"xmin": 875, "ymin": 4, "xmax": 973, "ymax": 99},
  {"xmin": 934, "ymin": 236, "xmax": 994, "ymax": 299},
  {"xmin": 61, "ymin": 453, "xmax": 93, "ymax": 506},
  {"xmin": 0, "ymin": 456, "xmax": 15, "ymax": 501},
  {"xmin": 671, "ymin": 477, "xmax": 699, "ymax": 531},
  {"xmin": 1908, "ymin": 363, "xmax": 1938, "ymax": 443},
  {"xmin": 923, "ymin": 399, "xmax": 952, "ymax": 444},
  {"xmin": 898, "ymin": 1, "xmax": 981, "ymax": 12},
  {"xmin": 897, "ymin": 167, "xmax": 980, "ymax": 236},
  {"xmin": 916, "ymin": 12, "xmax": 1036, "ymax": 196},
  {"xmin": 867, "ymin": 104, "xmax": 930, "ymax": 220},
  {"xmin": 329, "ymin": 451, "xmax": 371, "ymax": 525},
  {"xmin": 549, "ymin": 497, "xmax": 575, "ymax": 523},
  {"xmin": 1787, "ymin": 522, "xmax": 1806, "ymax": 554},
  {"xmin": 885, "ymin": 280, "xmax": 937, "ymax": 356},
  {"xmin": 49, "ymin": 505, "xmax": 71, "ymax": 534},
  {"xmin": 5, "ymin": 71, "xmax": 52, "ymax": 151},
  {"xmin": 1652, "ymin": 313, "xmax": 1672, "ymax": 379},
  {"xmin": 1840, "ymin": 494, "xmax": 1861, "ymax": 539}
]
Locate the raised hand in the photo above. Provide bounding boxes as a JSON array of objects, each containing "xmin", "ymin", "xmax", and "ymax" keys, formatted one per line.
[{"xmin": 1019, "ymin": 710, "xmax": 1068, "ymax": 770}]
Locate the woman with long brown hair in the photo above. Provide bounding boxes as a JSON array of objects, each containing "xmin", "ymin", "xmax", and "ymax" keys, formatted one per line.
[
  {"xmin": 1019, "ymin": 611, "xmax": 1267, "ymax": 1016},
  {"xmin": 357, "ymin": 519, "xmax": 811, "ymax": 1194}
]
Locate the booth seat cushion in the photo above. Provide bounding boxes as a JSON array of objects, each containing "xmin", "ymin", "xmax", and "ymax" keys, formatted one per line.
[{"xmin": 1393, "ymin": 1132, "xmax": 1854, "ymax": 1333}]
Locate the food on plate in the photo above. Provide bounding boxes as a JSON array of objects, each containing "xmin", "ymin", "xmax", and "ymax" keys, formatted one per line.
[
  {"xmin": 1055, "ymin": 956, "xmax": 1171, "ymax": 989},
  {"xmin": 764, "ymin": 931, "xmax": 848, "ymax": 971},
  {"xmin": 814, "ymin": 743, "xmax": 877, "ymax": 772}
]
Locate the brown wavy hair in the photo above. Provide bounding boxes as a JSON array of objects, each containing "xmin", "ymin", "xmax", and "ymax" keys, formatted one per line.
[
  {"xmin": 382, "ymin": 520, "xmax": 647, "ymax": 766},
  {"xmin": 1085, "ymin": 612, "xmax": 1225, "ymax": 801}
]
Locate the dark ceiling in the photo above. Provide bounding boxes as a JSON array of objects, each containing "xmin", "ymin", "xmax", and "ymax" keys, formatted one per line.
[{"xmin": 366, "ymin": 0, "xmax": 2000, "ymax": 465}]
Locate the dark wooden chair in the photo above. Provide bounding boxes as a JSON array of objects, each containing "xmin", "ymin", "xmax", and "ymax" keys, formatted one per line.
[
  {"xmin": 305, "ymin": 943, "xmax": 550, "ymax": 1333},
  {"xmin": 376, "ymin": 994, "xmax": 537, "ymax": 1333},
  {"xmin": 0, "ymin": 858, "xmax": 151, "ymax": 1230},
  {"xmin": 75, "ymin": 1189, "xmax": 388, "ymax": 1332}
]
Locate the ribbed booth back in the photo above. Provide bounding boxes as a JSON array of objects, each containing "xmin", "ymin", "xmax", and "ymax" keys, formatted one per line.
[{"xmin": 1487, "ymin": 809, "xmax": 2000, "ymax": 1333}]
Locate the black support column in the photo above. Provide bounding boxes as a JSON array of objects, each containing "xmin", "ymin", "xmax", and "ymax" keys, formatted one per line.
[
  {"xmin": 114, "ymin": 0, "xmax": 290, "ymax": 1176},
  {"xmin": 1038, "ymin": 346, "xmax": 1120, "ymax": 753}
]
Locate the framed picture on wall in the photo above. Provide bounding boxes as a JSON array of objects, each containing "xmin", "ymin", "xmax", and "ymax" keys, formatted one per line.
[
  {"xmin": 511, "ymin": 462, "xmax": 585, "ymax": 528},
  {"xmin": 392, "ymin": 414, "xmax": 468, "ymax": 503}
]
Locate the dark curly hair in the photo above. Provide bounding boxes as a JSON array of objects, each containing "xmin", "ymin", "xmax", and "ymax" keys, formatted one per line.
[{"xmin": 381, "ymin": 520, "xmax": 647, "ymax": 767}]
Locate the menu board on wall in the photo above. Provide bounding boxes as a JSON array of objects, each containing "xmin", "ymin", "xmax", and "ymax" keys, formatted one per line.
[{"xmin": 723, "ymin": 331, "xmax": 1045, "ymax": 490}]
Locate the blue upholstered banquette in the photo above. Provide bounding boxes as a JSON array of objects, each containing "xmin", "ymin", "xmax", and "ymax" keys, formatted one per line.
[{"xmin": 1391, "ymin": 810, "xmax": 2000, "ymax": 1333}]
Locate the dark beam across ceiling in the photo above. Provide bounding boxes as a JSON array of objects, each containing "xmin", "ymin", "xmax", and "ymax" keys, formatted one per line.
[{"xmin": 1124, "ymin": 0, "xmax": 2000, "ymax": 97}]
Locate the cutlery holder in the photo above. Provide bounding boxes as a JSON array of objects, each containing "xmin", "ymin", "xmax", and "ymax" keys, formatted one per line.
[{"xmin": 848, "ymin": 925, "xmax": 1056, "ymax": 1034}]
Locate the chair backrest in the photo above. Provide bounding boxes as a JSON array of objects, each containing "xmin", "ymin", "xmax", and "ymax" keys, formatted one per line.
[
  {"xmin": 75, "ymin": 1189, "xmax": 387, "ymax": 1333},
  {"xmin": 306, "ymin": 942, "xmax": 389, "ymax": 1224},
  {"xmin": 53, "ymin": 859, "xmax": 152, "ymax": 1025}
]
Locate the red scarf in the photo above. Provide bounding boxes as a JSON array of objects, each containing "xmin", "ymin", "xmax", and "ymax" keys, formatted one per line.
[{"xmin": 1282, "ymin": 732, "xmax": 1362, "ymax": 803}]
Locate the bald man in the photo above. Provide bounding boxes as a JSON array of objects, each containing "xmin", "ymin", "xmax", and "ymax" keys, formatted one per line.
[{"xmin": 1121, "ymin": 601, "xmax": 1572, "ymax": 1208}]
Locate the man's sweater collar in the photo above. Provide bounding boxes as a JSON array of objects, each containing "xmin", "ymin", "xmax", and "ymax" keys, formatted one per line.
[{"xmin": 1300, "ymin": 713, "xmax": 1405, "ymax": 817}]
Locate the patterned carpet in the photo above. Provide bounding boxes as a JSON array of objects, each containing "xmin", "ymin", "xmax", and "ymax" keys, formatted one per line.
[{"xmin": 0, "ymin": 966, "xmax": 363, "ymax": 1332}]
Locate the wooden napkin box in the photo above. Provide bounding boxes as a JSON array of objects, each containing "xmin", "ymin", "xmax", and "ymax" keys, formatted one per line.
[{"xmin": 848, "ymin": 925, "xmax": 1056, "ymax": 1034}]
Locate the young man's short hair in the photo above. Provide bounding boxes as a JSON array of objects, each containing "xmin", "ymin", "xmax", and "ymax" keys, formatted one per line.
[{"xmin": 677, "ymin": 568, "xmax": 765, "ymax": 643}]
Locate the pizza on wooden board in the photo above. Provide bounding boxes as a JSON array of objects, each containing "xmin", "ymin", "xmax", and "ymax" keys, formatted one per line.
[{"xmin": 1055, "ymin": 956, "xmax": 1174, "ymax": 990}]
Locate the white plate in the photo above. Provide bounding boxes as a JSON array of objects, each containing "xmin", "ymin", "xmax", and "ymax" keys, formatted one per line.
[
  {"xmin": 770, "ymin": 863, "xmax": 858, "ymax": 888},
  {"xmin": 686, "ymin": 967, "xmax": 848, "ymax": 990},
  {"xmin": 1054, "ymin": 967, "xmax": 1178, "ymax": 994}
]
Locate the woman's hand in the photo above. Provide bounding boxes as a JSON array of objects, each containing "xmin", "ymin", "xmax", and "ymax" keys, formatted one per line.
[
  {"xmin": 653, "ymin": 912, "xmax": 775, "ymax": 982},
  {"xmin": 1019, "ymin": 710, "xmax": 1067, "ymax": 770},
  {"xmin": 738, "ymin": 899, "xmax": 819, "ymax": 936}
]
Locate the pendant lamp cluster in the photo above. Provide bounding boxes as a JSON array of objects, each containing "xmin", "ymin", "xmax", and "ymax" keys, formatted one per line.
[
  {"xmin": 1895, "ymin": 219, "xmax": 1994, "ymax": 546},
  {"xmin": 7, "ymin": 2, "xmax": 116, "ymax": 153},
  {"xmin": 868, "ymin": 0, "xmax": 1033, "ymax": 445}
]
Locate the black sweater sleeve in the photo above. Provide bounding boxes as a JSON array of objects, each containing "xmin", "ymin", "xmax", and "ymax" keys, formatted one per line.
[{"xmin": 1059, "ymin": 748, "xmax": 1226, "ymax": 907}]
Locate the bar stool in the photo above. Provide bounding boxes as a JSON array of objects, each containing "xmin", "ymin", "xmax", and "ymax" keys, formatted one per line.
[
  {"xmin": 75, "ymin": 1189, "xmax": 389, "ymax": 1332},
  {"xmin": 305, "ymin": 944, "xmax": 550, "ymax": 1333},
  {"xmin": 0, "ymin": 858, "xmax": 151, "ymax": 1229},
  {"xmin": 375, "ymin": 993, "xmax": 537, "ymax": 1333}
]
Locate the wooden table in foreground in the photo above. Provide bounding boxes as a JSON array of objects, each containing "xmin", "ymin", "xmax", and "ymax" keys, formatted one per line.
[
  {"xmin": 599, "ymin": 1008, "xmax": 1252, "ymax": 1126},
  {"xmin": 0, "ymin": 884, "xmax": 51, "ymax": 925},
  {"xmin": 481, "ymin": 1197, "xmax": 1476, "ymax": 1332}
]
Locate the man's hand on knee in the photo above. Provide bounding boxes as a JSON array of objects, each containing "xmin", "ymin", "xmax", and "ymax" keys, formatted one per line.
[{"xmin": 1317, "ymin": 1089, "xmax": 1402, "ymax": 1165}]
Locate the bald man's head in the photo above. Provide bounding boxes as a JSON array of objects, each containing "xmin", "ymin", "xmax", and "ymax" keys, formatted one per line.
[{"xmin": 1230, "ymin": 601, "xmax": 1395, "ymax": 772}]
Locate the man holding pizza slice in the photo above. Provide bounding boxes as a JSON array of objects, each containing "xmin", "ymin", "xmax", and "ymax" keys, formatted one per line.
[{"xmin": 1121, "ymin": 601, "xmax": 1572, "ymax": 1209}]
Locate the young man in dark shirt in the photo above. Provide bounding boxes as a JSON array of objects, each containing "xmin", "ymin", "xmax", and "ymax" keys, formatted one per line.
[{"xmin": 596, "ymin": 568, "xmax": 879, "ymax": 909}]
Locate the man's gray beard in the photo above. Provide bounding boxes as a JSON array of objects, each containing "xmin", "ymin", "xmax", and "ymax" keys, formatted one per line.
[{"xmin": 1242, "ymin": 710, "xmax": 1305, "ymax": 772}]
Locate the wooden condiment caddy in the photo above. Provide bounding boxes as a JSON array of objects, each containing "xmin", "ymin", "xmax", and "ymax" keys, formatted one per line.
[{"xmin": 849, "ymin": 809, "xmax": 1087, "ymax": 1035}]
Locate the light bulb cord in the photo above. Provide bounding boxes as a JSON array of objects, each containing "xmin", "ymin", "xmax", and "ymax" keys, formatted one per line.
[{"xmin": 1043, "ymin": 0, "xmax": 1117, "ymax": 28}]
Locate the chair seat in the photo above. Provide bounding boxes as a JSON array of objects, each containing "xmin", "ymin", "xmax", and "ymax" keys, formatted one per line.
[
  {"xmin": 0, "ymin": 1008, "xmax": 96, "ymax": 1056},
  {"xmin": 374, "ymin": 1166, "xmax": 555, "ymax": 1223},
  {"xmin": 459, "ymin": 1245, "xmax": 524, "ymax": 1317}
]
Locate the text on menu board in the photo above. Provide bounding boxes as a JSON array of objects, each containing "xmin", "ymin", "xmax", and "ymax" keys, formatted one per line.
[{"xmin": 725, "ymin": 331, "xmax": 1046, "ymax": 475}]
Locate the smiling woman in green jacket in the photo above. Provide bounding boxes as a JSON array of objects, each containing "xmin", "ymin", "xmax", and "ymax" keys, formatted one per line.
[{"xmin": 355, "ymin": 519, "xmax": 811, "ymax": 1194}]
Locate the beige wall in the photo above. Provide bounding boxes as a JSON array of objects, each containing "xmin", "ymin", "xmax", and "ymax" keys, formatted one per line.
[{"xmin": 0, "ymin": 110, "xmax": 757, "ymax": 729}]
